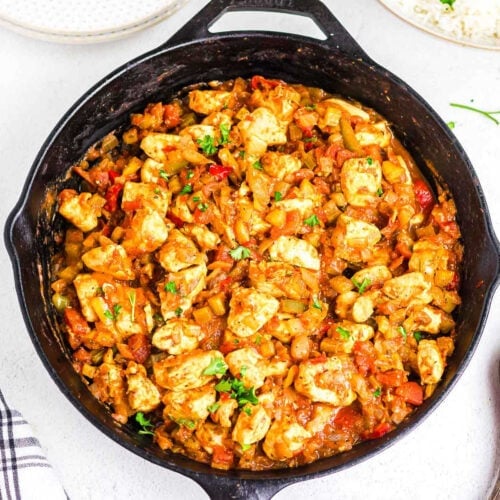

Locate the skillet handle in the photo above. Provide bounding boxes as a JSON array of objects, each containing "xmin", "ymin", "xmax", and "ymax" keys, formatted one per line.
[
  {"xmin": 165, "ymin": 0, "xmax": 367, "ymax": 59},
  {"xmin": 185, "ymin": 472, "xmax": 295, "ymax": 500}
]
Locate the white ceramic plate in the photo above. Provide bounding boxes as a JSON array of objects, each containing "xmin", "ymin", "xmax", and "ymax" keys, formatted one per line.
[
  {"xmin": 379, "ymin": 0, "xmax": 500, "ymax": 50},
  {"xmin": 0, "ymin": 0, "xmax": 187, "ymax": 43}
]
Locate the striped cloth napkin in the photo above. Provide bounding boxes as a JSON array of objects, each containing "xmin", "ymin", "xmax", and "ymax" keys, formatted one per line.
[{"xmin": 0, "ymin": 390, "xmax": 67, "ymax": 500}]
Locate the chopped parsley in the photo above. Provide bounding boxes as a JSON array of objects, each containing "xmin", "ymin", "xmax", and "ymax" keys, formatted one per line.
[
  {"xmin": 165, "ymin": 281, "xmax": 178, "ymax": 294},
  {"xmin": 274, "ymin": 191, "xmax": 283, "ymax": 202},
  {"xmin": 180, "ymin": 184, "xmax": 193, "ymax": 194},
  {"xmin": 242, "ymin": 407, "xmax": 252, "ymax": 416},
  {"xmin": 366, "ymin": 157, "xmax": 373, "ymax": 165},
  {"xmin": 174, "ymin": 307, "xmax": 183, "ymax": 317},
  {"xmin": 439, "ymin": 0, "xmax": 455, "ymax": 9},
  {"xmin": 229, "ymin": 245, "xmax": 251, "ymax": 260},
  {"xmin": 254, "ymin": 335, "xmax": 262, "ymax": 346},
  {"xmin": 252, "ymin": 160, "xmax": 263, "ymax": 171},
  {"xmin": 414, "ymin": 331, "xmax": 423, "ymax": 343},
  {"xmin": 202, "ymin": 357, "xmax": 228, "ymax": 376},
  {"xmin": 398, "ymin": 325, "xmax": 407, "ymax": 341},
  {"xmin": 373, "ymin": 387, "xmax": 382, "ymax": 398},
  {"xmin": 197, "ymin": 135, "xmax": 217, "ymax": 155},
  {"xmin": 104, "ymin": 304, "xmax": 122, "ymax": 321},
  {"xmin": 135, "ymin": 412, "xmax": 154, "ymax": 436},
  {"xmin": 219, "ymin": 123, "xmax": 231, "ymax": 145},
  {"xmin": 336, "ymin": 326, "xmax": 351, "ymax": 340},
  {"xmin": 377, "ymin": 187, "xmax": 384, "ymax": 197},
  {"xmin": 240, "ymin": 366, "xmax": 248, "ymax": 377},
  {"xmin": 312, "ymin": 297, "xmax": 322, "ymax": 310},
  {"xmin": 447, "ymin": 121, "xmax": 456, "ymax": 129},
  {"xmin": 352, "ymin": 277, "xmax": 371, "ymax": 294},
  {"xmin": 186, "ymin": 170, "xmax": 194, "ymax": 179},
  {"xmin": 159, "ymin": 170, "xmax": 169, "ymax": 180},
  {"xmin": 238, "ymin": 150, "xmax": 246, "ymax": 159},
  {"xmin": 197, "ymin": 202, "xmax": 208, "ymax": 212},
  {"xmin": 304, "ymin": 214, "xmax": 320, "ymax": 227},
  {"xmin": 192, "ymin": 195, "xmax": 201, "ymax": 202},
  {"xmin": 240, "ymin": 443, "xmax": 252, "ymax": 451},
  {"xmin": 173, "ymin": 417, "xmax": 196, "ymax": 430},
  {"xmin": 215, "ymin": 377, "xmax": 259, "ymax": 407},
  {"xmin": 207, "ymin": 402, "xmax": 221, "ymax": 413}
]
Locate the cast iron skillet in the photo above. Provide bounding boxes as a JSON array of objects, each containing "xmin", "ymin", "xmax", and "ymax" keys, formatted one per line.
[{"xmin": 5, "ymin": 0, "xmax": 500, "ymax": 498}]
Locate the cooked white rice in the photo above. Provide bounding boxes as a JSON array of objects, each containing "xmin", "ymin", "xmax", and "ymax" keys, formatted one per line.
[{"xmin": 383, "ymin": 0, "xmax": 500, "ymax": 47}]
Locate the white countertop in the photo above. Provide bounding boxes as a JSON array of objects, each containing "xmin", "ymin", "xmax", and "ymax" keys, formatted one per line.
[{"xmin": 0, "ymin": 1, "xmax": 499, "ymax": 499}]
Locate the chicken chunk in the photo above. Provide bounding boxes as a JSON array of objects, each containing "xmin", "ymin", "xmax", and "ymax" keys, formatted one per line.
[
  {"xmin": 269, "ymin": 236, "xmax": 320, "ymax": 271},
  {"xmin": 248, "ymin": 261, "xmax": 315, "ymax": 300},
  {"xmin": 183, "ymin": 224, "xmax": 221, "ymax": 251},
  {"xmin": 126, "ymin": 362, "xmax": 161, "ymax": 413},
  {"xmin": 403, "ymin": 305, "xmax": 455, "ymax": 334},
  {"xmin": 73, "ymin": 273, "xmax": 102, "ymax": 322},
  {"xmin": 341, "ymin": 157, "xmax": 382, "ymax": 207},
  {"xmin": 210, "ymin": 398, "xmax": 238, "ymax": 428},
  {"xmin": 159, "ymin": 263, "xmax": 207, "ymax": 320},
  {"xmin": 225, "ymin": 347, "xmax": 266, "ymax": 389},
  {"xmin": 153, "ymin": 349, "xmax": 225, "ymax": 391},
  {"xmin": 163, "ymin": 384, "xmax": 216, "ymax": 423},
  {"xmin": 152, "ymin": 318, "xmax": 203, "ymax": 354},
  {"xmin": 417, "ymin": 339, "xmax": 445, "ymax": 385},
  {"xmin": 321, "ymin": 97, "xmax": 370, "ymax": 121},
  {"xmin": 355, "ymin": 121, "xmax": 391, "ymax": 148},
  {"xmin": 122, "ymin": 208, "xmax": 170, "ymax": 254},
  {"xmin": 261, "ymin": 152, "xmax": 302, "ymax": 180},
  {"xmin": 294, "ymin": 356, "xmax": 356, "ymax": 406},
  {"xmin": 140, "ymin": 133, "xmax": 181, "ymax": 162},
  {"xmin": 383, "ymin": 272, "xmax": 432, "ymax": 308},
  {"xmin": 196, "ymin": 423, "xmax": 228, "ymax": 454},
  {"xmin": 351, "ymin": 265, "xmax": 392, "ymax": 288},
  {"xmin": 249, "ymin": 85, "xmax": 301, "ymax": 123},
  {"xmin": 227, "ymin": 287, "xmax": 279, "ymax": 338},
  {"xmin": 306, "ymin": 404, "xmax": 336, "ymax": 435},
  {"xmin": 238, "ymin": 107, "xmax": 287, "ymax": 157},
  {"xmin": 121, "ymin": 181, "xmax": 170, "ymax": 215},
  {"xmin": 189, "ymin": 90, "xmax": 232, "ymax": 115},
  {"xmin": 140, "ymin": 158, "xmax": 165, "ymax": 183},
  {"xmin": 158, "ymin": 229, "xmax": 205, "ymax": 272},
  {"xmin": 262, "ymin": 418, "xmax": 311, "ymax": 461},
  {"xmin": 232, "ymin": 405, "xmax": 272, "ymax": 446},
  {"xmin": 58, "ymin": 190, "xmax": 106, "ymax": 232},
  {"xmin": 82, "ymin": 243, "xmax": 135, "ymax": 280},
  {"xmin": 328, "ymin": 321, "xmax": 374, "ymax": 354}
]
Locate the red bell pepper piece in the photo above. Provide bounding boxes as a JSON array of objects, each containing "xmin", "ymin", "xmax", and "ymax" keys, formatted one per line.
[
  {"xmin": 363, "ymin": 422, "xmax": 392, "ymax": 440},
  {"xmin": 414, "ymin": 179, "xmax": 434, "ymax": 213},
  {"xmin": 167, "ymin": 211, "xmax": 184, "ymax": 228},
  {"xmin": 395, "ymin": 381, "xmax": 424, "ymax": 405},
  {"xmin": 104, "ymin": 183, "xmax": 123, "ymax": 212},
  {"xmin": 251, "ymin": 75, "xmax": 282, "ymax": 90},
  {"xmin": 209, "ymin": 164, "xmax": 233, "ymax": 181}
]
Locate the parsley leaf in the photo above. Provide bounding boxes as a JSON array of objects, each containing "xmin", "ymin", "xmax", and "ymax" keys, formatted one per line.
[
  {"xmin": 274, "ymin": 191, "xmax": 283, "ymax": 201},
  {"xmin": 165, "ymin": 281, "xmax": 178, "ymax": 294},
  {"xmin": 252, "ymin": 161, "xmax": 263, "ymax": 171},
  {"xmin": 104, "ymin": 304, "xmax": 122, "ymax": 321},
  {"xmin": 180, "ymin": 184, "xmax": 193, "ymax": 194},
  {"xmin": 174, "ymin": 307, "xmax": 183, "ymax": 317},
  {"xmin": 373, "ymin": 387, "xmax": 382, "ymax": 398},
  {"xmin": 377, "ymin": 187, "xmax": 384, "ymax": 197},
  {"xmin": 202, "ymin": 357, "xmax": 228, "ymax": 376},
  {"xmin": 197, "ymin": 202, "xmax": 208, "ymax": 212},
  {"xmin": 159, "ymin": 170, "xmax": 169, "ymax": 180},
  {"xmin": 398, "ymin": 325, "xmax": 407, "ymax": 341},
  {"xmin": 135, "ymin": 412, "xmax": 154, "ymax": 436},
  {"xmin": 229, "ymin": 245, "xmax": 251, "ymax": 260},
  {"xmin": 336, "ymin": 326, "xmax": 351, "ymax": 340},
  {"xmin": 197, "ymin": 135, "xmax": 217, "ymax": 155},
  {"xmin": 304, "ymin": 214, "xmax": 320, "ymax": 227},
  {"xmin": 173, "ymin": 417, "xmax": 196, "ymax": 430},
  {"xmin": 439, "ymin": 0, "xmax": 455, "ymax": 9},
  {"xmin": 352, "ymin": 277, "xmax": 371, "ymax": 294},
  {"xmin": 215, "ymin": 377, "xmax": 259, "ymax": 407},
  {"xmin": 207, "ymin": 402, "xmax": 220, "ymax": 413},
  {"xmin": 219, "ymin": 123, "xmax": 231, "ymax": 145},
  {"xmin": 312, "ymin": 297, "xmax": 322, "ymax": 310},
  {"xmin": 366, "ymin": 157, "xmax": 373, "ymax": 165},
  {"xmin": 414, "ymin": 331, "xmax": 423, "ymax": 343},
  {"xmin": 242, "ymin": 406, "xmax": 252, "ymax": 416}
]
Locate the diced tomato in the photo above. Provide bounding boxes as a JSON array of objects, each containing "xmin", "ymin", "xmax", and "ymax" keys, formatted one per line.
[
  {"xmin": 353, "ymin": 341, "xmax": 376, "ymax": 376},
  {"xmin": 211, "ymin": 445, "xmax": 234, "ymax": 469},
  {"xmin": 363, "ymin": 422, "xmax": 392, "ymax": 440},
  {"xmin": 395, "ymin": 381, "xmax": 424, "ymax": 406},
  {"xmin": 219, "ymin": 341, "xmax": 239, "ymax": 355},
  {"xmin": 447, "ymin": 272, "xmax": 460, "ymax": 291},
  {"xmin": 104, "ymin": 183, "xmax": 123, "ymax": 212},
  {"xmin": 270, "ymin": 209, "xmax": 302, "ymax": 239},
  {"xmin": 334, "ymin": 406, "xmax": 363, "ymax": 431},
  {"xmin": 163, "ymin": 103, "xmax": 181, "ymax": 129},
  {"xmin": 250, "ymin": 75, "xmax": 282, "ymax": 90},
  {"xmin": 318, "ymin": 317, "xmax": 335, "ymax": 338},
  {"xmin": 376, "ymin": 369, "xmax": 407, "ymax": 388},
  {"xmin": 414, "ymin": 179, "xmax": 434, "ymax": 214},
  {"xmin": 218, "ymin": 276, "xmax": 233, "ymax": 292},
  {"xmin": 209, "ymin": 164, "xmax": 233, "ymax": 181},
  {"xmin": 64, "ymin": 308, "xmax": 90, "ymax": 349},
  {"xmin": 162, "ymin": 145, "xmax": 177, "ymax": 153},
  {"xmin": 214, "ymin": 245, "xmax": 233, "ymax": 263},
  {"xmin": 166, "ymin": 211, "xmax": 184, "ymax": 228}
]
